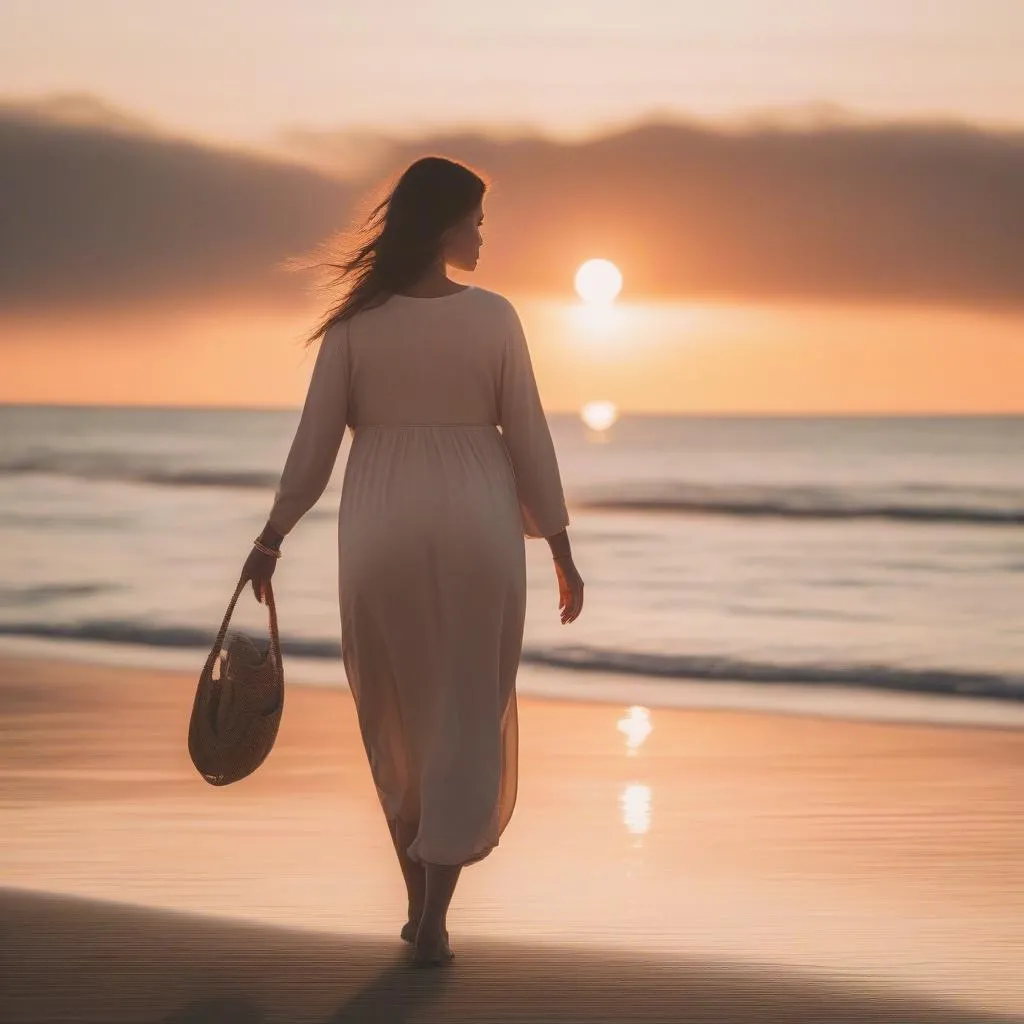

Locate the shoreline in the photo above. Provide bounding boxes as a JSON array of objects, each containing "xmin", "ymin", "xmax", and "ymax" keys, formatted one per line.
[{"xmin": 2, "ymin": 634, "xmax": 1022, "ymax": 731}]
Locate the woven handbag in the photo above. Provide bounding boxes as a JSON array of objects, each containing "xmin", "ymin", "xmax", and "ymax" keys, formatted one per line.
[{"xmin": 188, "ymin": 574, "xmax": 284, "ymax": 786}]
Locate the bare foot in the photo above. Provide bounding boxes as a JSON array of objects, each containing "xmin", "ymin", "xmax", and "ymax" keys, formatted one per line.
[
  {"xmin": 401, "ymin": 918, "xmax": 448, "ymax": 944},
  {"xmin": 411, "ymin": 928, "xmax": 454, "ymax": 967}
]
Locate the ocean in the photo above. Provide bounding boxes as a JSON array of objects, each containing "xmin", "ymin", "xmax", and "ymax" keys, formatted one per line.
[{"xmin": 1, "ymin": 406, "xmax": 1022, "ymax": 715}]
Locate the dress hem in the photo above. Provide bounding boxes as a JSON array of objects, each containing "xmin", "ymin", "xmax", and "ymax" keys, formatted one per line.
[{"xmin": 405, "ymin": 837, "xmax": 500, "ymax": 869}]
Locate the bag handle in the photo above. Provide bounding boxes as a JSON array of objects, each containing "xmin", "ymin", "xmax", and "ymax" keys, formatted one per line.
[{"xmin": 199, "ymin": 574, "xmax": 282, "ymax": 684}]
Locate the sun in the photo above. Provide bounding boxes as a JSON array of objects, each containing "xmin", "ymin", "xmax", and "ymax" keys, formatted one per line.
[
  {"xmin": 580, "ymin": 400, "xmax": 619, "ymax": 432},
  {"xmin": 575, "ymin": 259, "xmax": 622, "ymax": 305}
]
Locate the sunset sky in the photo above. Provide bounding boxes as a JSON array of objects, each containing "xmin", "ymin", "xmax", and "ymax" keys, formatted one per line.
[{"xmin": 2, "ymin": 0, "xmax": 1023, "ymax": 412}]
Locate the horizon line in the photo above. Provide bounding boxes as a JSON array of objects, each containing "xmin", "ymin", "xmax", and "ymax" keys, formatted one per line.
[{"xmin": 2, "ymin": 401, "xmax": 1022, "ymax": 420}]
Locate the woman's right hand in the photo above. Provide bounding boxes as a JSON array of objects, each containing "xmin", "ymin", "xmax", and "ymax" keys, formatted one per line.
[
  {"xmin": 241, "ymin": 546, "xmax": 278, "ymax": 605},
  {"xmin": 554, "ymin": 557, "xmax": 584, "ymax": 624}
]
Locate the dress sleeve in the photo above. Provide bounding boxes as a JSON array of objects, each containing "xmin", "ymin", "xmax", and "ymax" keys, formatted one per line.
[
  {"xmin": 267, "ymin": 320, "xmax": 350, "ymax": 536},
  {"xmin": 498, "ymin": 302, "xmax": 570, "ymax": 539}
]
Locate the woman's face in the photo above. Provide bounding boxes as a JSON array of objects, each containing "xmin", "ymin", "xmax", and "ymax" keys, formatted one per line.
[{"xmin": 442, "ymin": 202, "xmax": 484, "ymax": 272}]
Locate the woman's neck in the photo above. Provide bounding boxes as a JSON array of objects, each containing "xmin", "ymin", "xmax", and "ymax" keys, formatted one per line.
[{"xmin": 397, "ymin": 267, "xmax": 465, "ymax": 298}]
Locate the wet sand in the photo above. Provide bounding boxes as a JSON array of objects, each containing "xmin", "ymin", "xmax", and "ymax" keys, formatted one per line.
[{"xmin": 2, "ymin": 654, "xmax": 1023, "ymax": 1022}]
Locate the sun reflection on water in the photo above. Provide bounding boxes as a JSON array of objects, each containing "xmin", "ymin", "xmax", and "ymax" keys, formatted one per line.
[
  {"xmin": 616, "ymin": 705, "xmax": 652, "ymax": 755},
  {"xmin": 619, "ymin": 782, "xmax": 652, "ymax": 837}
]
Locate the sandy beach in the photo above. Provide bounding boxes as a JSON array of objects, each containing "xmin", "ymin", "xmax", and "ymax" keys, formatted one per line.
[{"xmin": 2, "ymin": 653, "xmax": 1023, "ymax": 1022}]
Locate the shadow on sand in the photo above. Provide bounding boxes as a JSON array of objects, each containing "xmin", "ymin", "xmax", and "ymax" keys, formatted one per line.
[{"xmin": 2, "ymin": 887, "xmax": 1013, "ymax": 1024}]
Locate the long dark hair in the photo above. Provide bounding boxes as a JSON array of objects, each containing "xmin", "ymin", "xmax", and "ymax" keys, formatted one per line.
[{"xmin": 302, "ymin": 156, "xmax": 488, "ymax": 345}]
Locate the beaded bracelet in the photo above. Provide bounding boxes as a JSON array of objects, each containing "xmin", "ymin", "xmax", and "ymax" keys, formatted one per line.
[{"xmin": 253, "ymin": 539, "xmax": 282, "ymax": 558}]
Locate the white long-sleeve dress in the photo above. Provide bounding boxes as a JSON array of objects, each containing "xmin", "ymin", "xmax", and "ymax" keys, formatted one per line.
[{"xmin": 267, "ymin": 284, "xmax": 569, "ymax": 866}]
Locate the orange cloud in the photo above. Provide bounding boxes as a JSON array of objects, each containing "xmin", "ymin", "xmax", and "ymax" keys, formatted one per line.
[{"xmin": 2, "ymin": 98, "xmax": 1023, "ymax": 314}]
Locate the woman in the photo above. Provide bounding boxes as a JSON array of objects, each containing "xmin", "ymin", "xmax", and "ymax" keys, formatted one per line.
[{"xmin": 242, "ymin": 156, "xmax": 584, "ymax": 968}]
